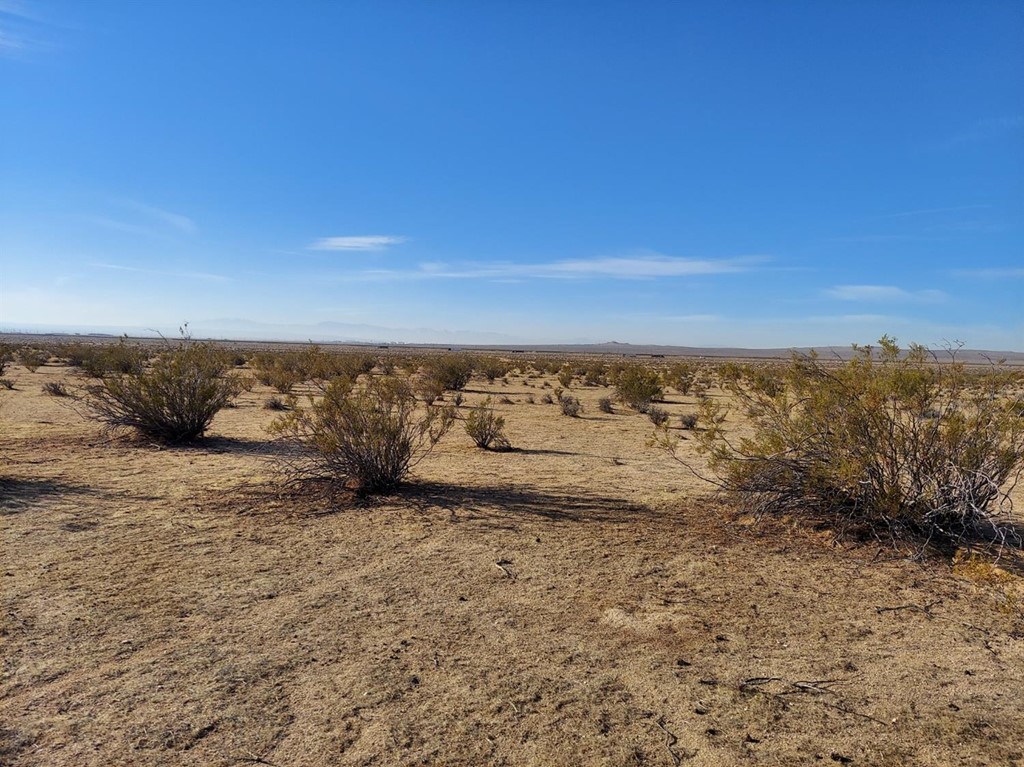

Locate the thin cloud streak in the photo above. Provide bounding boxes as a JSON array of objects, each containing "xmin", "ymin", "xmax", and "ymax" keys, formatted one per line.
[
  {"xmin": 874, "ymin": 204, "xmax": 992, "ymax": 219},
  {"xmin": 952, "ymin": 267, "xmax": 1024, "ymax": 279},
  {"xmin": 309, "ymin": 235, "xmax": 408, "ymax": 251},
  {"xmin": 354, "ymin": 254, "xmax": 768, "ymax": 282},
  {"xmin": 120, "ymin": 200, "xmax": 197, "ymax": 234},
  {"xmin": 81, "ymin": 215, "xmax": 156, "ymax": 237},
  {"xmin": 930, "ymin": 115, "xmax": 1024, "ymax": 151},
  {"xmin": 825, "ymin": 285, "xmax": 945, "ymax": 303},
  {"xmin": 91, "ymin": 262, "xmax": 229, "ymax": 282}
]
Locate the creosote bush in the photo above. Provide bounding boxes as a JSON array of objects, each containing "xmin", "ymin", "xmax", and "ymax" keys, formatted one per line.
[
  {"xmin": 85, "ymin": 339, "xmax": 245, "ymax": 443},
  {"xmin": 42, "ymin": 381, "xmax": 70, "ymax": 397},
  {"xmin": 421, "ymin": 354, "xmax": 474, "ymax": 393},
  {"xmin": 647, "ymin": 405, "xmax": 669, "ymax": 426},
  {"xmin": 614, "ymin": 365, "xmax": 663, "ymax": 411},
  {"xmin": 662, "ymin": 337, "xmax": 1024, "ymax": 548},
  {"xmin": 598, "ymin": 396, "xmax": 614, "ymax": 414},
  {"xmin": 272, "ymin": 375, "xmax": 455, "ymax": 496},
  {"xmin": 558, "ymin": 393, "xmax": 582, "ymax": 417},
  {"xmin": 18, "ymin": 348, "xmax": 48, "ymax": 373},
  {"xmin": 464, "ymin": 397, "xmax": 511, "ymax": 451}
]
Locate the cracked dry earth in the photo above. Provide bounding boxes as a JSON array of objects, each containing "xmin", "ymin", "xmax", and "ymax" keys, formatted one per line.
[{"xmin": 2, "ymin": 362, "xmax": 1024, "ymax": 766}]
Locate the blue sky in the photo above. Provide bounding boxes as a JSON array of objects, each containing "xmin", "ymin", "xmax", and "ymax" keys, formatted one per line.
[{"xmin": 2, "ymin": 0, "xmax": 1022, "ymax": 349}]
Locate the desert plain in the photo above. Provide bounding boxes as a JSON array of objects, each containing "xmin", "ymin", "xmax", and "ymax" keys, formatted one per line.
[{"xmin": 2, "ymin": 344, "xmax": 1023, "ymax": 767}]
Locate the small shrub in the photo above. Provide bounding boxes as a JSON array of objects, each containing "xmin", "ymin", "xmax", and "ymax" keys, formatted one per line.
[
  {"xmin": 451, "ymin": 392, "xmax": 465, "ymax": 408},
  {"xmin": 540, "ymin": 393, "xmax": 554, "ymax": 405},
  {"xmin": 421, "ymin": 353, "xmax": 474, "ymax": 393},
  {"xmin": 272, "ymin": 376, "xmax": 454, "ymax": 495},
  {"xmin": 614, "ymin": 365, "xmax": 663, "ymax": 410},
  {"xmin": 18, "ymin": 348, "xmax": 48, "ymax": 373},
  {"xmin": 84, "ymin": 339, "xmax": 245, "ymax": 443},
  {"xmin": 559, "ymin": 394, "xmax": 582, "ymax": 417},
  {"xmin": 526, "ymin": 394, "xmax": 535, "ymax": 404},
  {"xmin": 499, "ymin": 396, "xmax": 514, "ymax": 405},
  {"xmin": 464, "ymin": 398, "xmax": 511, "ymax": 451},
  {"xmin": 598, "ymin": 396, "xmax": 614, "ymax": 414},
  {"xmin": 679, "ymin": 412, "xmax": 698, "ymax": 430},
  {"xmin": 584, "ymin": 364, "xmax": 608, "ymax": 387},
  {"xmin": 647, "ymin": 405, "xmax": 669, "ymax": 426},
  {"xmin": 42, "ymin": 381, "xmax": 70, "ymax": 397},
  {"xmin": 0, "ymin": 344, "xmax": 13, "ymax": 376},
  {"xmin": 666, "ymin": 361, "xmax": 698, "ymax": 395},
  {"xmin": 0, "ymin": 378, "xmax": 14, "ymax": 390},
  {"xmin": 264, "ymin": 396, "xmax": 290, "ymax": 411},
  {"xmin": 476, "ymin": 356, "xmax": 511, "ymax": 383},
  {"xmin": 79, "ymin": 337, "xmax": 146, "ymax": 378},
  {"xmin": 557, "ymin": 366, "xmax": 575, "ymax": 389}
]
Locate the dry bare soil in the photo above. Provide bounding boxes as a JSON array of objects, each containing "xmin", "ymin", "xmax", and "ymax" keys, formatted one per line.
[{"xmin": 2, "ymin": 361, "xmax": 1023, "ymax": 766}]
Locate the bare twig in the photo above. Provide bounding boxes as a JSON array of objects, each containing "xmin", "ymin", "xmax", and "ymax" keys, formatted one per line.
[{"xmin": 654, "ymin": 716, "xmax": 682, "ymax": 767}]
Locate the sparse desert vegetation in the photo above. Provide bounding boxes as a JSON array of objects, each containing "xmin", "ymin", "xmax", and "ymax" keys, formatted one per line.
[{"xmin": 1, "ymin": 335, "xmax": 1023, "ymax": 767}]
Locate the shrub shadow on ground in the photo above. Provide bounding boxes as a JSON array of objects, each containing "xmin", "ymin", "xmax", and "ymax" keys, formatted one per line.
[
  {"xmin": 0, "ymin": 477, "xmax": 103, "ymax": 515},
  {"xmin": 402, "ymin": 480, "xmax": 663, "ymax": 526}
]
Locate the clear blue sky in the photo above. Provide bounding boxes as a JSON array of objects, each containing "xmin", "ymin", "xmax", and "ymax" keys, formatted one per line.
[{"xmin": 2, "ymin": 0, "xmax": 1022, "ymax": 349}]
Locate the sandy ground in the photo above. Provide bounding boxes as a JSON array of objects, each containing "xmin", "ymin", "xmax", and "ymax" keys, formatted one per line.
[{"xmin": 2, "ymin": 361, "xmax": 1023, "ymax": 766}]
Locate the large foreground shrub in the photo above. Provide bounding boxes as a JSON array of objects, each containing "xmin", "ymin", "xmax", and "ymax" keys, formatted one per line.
[
  {"xmin": 273, "ymin": 376, "xmax": 455, "ymax": 495},
  {"xmin": 666, "ymin": 337, "xmax": 1024, "ymax": 547},
  {"xmin": 85, "ymin": 340, "xmax": 244, "ymax": 443}
]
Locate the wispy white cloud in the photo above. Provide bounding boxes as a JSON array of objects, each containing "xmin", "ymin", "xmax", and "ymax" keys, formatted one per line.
[
  {"xmin": 828, "ymin": 234, "xmax": 937, "ymax": 244},
  {"xmin": 81, "ymin": 215, "xmax": 155, "ymax": 236},
  {"xmin": 0, "ymin": 1, "xmax": 53, "ymax": 57},
  {"xmin": 353, "ymin": 254, "xmax": 767, "ymax": 281},
  {"xmin": 83, "ymin": 200, "xmax": 198, "ymax": 237},
  {"xmin": 91, "ymin": 262, "xmax": 228, "ymax": 282},
  {"xmin": 120, "ymin": 200, "xmax": 197, "ymax": 234},
  {"xmin": 825, "ymin": 285, "xmax": 945, "ymax": 303},
  {"xmin": 808, "ymin": 313, "xmax": 897, "ymax": 324},
  {"xmin": 662, "ymin": 314, "xmax": 722, "ymax": 323},
  {"xmin": 874, "ymin": 204, "xmax": 992, "ymax": 219},
  {"xmin": 309, "ymin": 235, "xmax": 408, "ymax": 251},
  {"xmin": 930, "ymin": 115, "xmax": 1024, "ymax": 151},
  {"xmin": 951, "ymin": 267, "xmax": 1024, "ymax": 279}
]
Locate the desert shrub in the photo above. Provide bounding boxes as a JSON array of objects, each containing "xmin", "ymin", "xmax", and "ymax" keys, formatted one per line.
[
  {"xmin": 614, "ymin": 365, "xmax": 663, "ymax": 410},
  {"xmin": 540, "ymin": 393, "xmax": 554, "ymax": 404},
  {"xmin": 18, "ymin": 348, "xmax": 48, "ymax": 373},
  {"xmin": 264, "ymin": 396, "xmax": 290, "ymax": 411},
  {"xmin": 58, "ymin": 337, "xmax": 148, "ymax": 378},
  {"xmin": 679, "ymin": 412, "xmax": 698, "ymax": 430},
  {"xmin": 450, "ymin": 392, "xmax": 465, "ymax": 408},
  {"xmin": 464, "ymin": 398, "xmax": 511, "ymax": 451},
  {"xmin": 476, "ymin": 356, "xmax": 511, "ymax": 382},
  {"xmin": 666, "ymin": 361, "xmax": 698, "ymax": 395},
  {"xmin": 42, "ymin": 381, "xmax": 70, "ymax": 397},
  {"xmin": 272, "ymin": 376, "xmax": 454, "ymax": 495},
  {"xmin": 0, "ymin": 379, "xmax": 13, "ymax": 390},
  {"xmin": 598, "ymin": 396, "xmax": 614, "ymax": 414},
  {"xmin": 526, "ymin": 394, "xmax": 535, "ymax": 404},
  {"xmin": 251, "ymin": 351, "xmax": 306, "ymax": 393},
  {"xmin": 421, "ymin": 353, "xmax": 474, "ymax": 394},
  {"xmin": 0, "ymin": 344, "xmax": 14, "ymax": 376},
  {"xmin": 647, "ymin": 405, "xmax": 669, "ymax": 426},
  {"xmin": 559, "ymin": 393, "xmax": 582, "ymax": 417},
  {"xmin": 84, "ymin": 340, "xmax": 245, "ymax": 443},
  {"xmin": 664, "ymin": 337, "xmax": 1024, "ymax": 547},
  {"xmin": 499, "ymin": 396, "xmax": 514, "ymax": 405},
  {"xmin": 583, "ymin": 364, "xmax": 608, "ymax": 387},
  {"xmin": 557, "ymin": 365, "xmax": 575, "ymax": 389}
]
